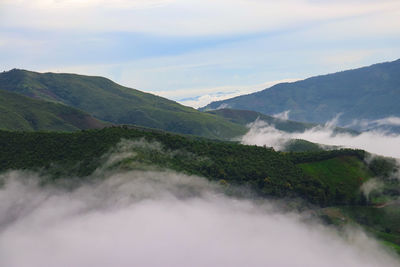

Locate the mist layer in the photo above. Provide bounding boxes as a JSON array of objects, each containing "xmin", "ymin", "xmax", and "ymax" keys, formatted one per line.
[
  {"xmin": 0, "ymin": 170, "xmax": 398, "ymax": 267},
  {"xmin": 242, "ymin": 119, "xmax": 400, "ymax": 159}
]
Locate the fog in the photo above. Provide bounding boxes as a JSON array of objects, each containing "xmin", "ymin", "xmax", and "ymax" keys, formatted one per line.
[
  {"xmin": 273, "ymin": 110, "xmax": 291, "ymax": 120},
  {"xmin": 242, "ymin": 119, "xmax": 400, "ymax": 159},
  {"xmin": 348, "ymin": 116, "xmax": 400, "ymax": 131},
  {"xmin": 360, "ymin": 178, "xmax": 384, "ymax": 200},
  {"xmin": 0, "ymin": 169, "xmax": 399, "ymax": 267}
]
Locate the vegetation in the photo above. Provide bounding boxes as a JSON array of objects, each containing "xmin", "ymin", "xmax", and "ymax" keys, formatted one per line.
[
  {"xmin": 0, "ymin": 90, "xmax": 105, "ymax": 131},
  {"xmin": 342, "ymin": 205, "xmax": 400, "ymax": 248},
  {"xmin": 0, "ymin": 126, "xmax": 382, "ymax": 206},
  {"xmin": 318, "ymin": 203, "xmax": 400, "ymax": 254},
  {"xmin": 298, "ymin": 156, "xmax": 371, "ymax": 205},
  {"xmin": 0, "ymin": 126, "xmax": 398, "ymax": 252},
  {"xmin": 0, "ymin": 69, "xmax": 247, "ymax": 139},
  {"xmin": 202, "ymin": 59, "xmax": 400, "ymax": 131},
  {"xmin": 282, "ymin": 139, "xmax": 324, "ymax": 152},
  {"xmin": 315, "ymin": 154, "xmax": 400, "ymax": 253}
]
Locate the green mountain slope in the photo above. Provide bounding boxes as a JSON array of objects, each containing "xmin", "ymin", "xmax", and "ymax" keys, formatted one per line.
[
  {"xmin": 202, "ymin": 59, "xmax": 400, "ymax": 129},
  {"xmin": 0, "ymin": 127, "xmax": 380, "ymax": 206},
  {"xmin": 1, "ymin": 127, "xmax": 398, "ymax": 250},
  {"xmin": 0, "ymin": 69, "xmax": 246, "ymax": 139},
  {"xmin": 0, "ymin": 90, "xmax": 105, "ymax": 131}
]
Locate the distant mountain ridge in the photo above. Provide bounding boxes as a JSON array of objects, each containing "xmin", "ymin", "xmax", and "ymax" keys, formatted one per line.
[
  {"xmin": 207, "ymin": 109, "xmax": 316, "ymax": 132},
  {"xmin": 201, "ymin": 59, "xmax": 400, "ymax": 130},
  {"xmin": 0, "ymin": 90, "xmax": 105, "ymax": 131},
  {"xmin": 207, "ymin": 109, "xmax": 357, "ymax": 134},
  {"xmin": 0, "ymin": 69, "xmax": 246, "ymax": 139}
]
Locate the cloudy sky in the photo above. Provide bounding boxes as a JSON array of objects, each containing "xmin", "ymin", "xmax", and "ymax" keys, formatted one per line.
[{"xmin": 1, "ymin": 0, "xmax": 400, "ymax": 107}]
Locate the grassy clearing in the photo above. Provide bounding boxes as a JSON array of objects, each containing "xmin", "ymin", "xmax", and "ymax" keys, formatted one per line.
[
  {"xmin": 298, "ymin": 156, "xmax": 373, "ymax": 204},
  {"xmin": 0, "ymin": 90, "xmax": 104, "ymax": 131}
]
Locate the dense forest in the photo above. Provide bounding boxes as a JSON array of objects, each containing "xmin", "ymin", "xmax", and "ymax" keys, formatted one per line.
[{"xmin": 1, "ymin": 126, "xmax": 396, "ymax": 207}]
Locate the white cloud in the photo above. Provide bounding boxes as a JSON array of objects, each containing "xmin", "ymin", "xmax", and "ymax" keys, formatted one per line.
[
  {"xmin": 2, "ymin": 0, "xmax": 400, "ymax": 36},
  {"xmin": 360, "ymin": 178, "xmax": 384, "ymax": 200},
  {"xmin": 0, "ymin": 169, "xmax": 399, "ymax": 267},
  {"xmin": 374, "ymin": 117, "xmax": 400, "ymax": 126},
  {"xmin": 1, "ymin": 0, "xmax": 174, "ymax": 9},
  {"xmin": 273, "ymin": 110, "xmax": 291, "ymax": 120},
  {"xmin": 348, "ymin": 117, "xmax": 400, "ymax": 130},
  {"xmin": 242, "ymin": 118, "xmax": 400, "ymax": 159}
]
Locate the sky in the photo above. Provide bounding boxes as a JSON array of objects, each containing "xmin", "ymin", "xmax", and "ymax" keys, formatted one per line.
[{"xmin": 1, "ymin": 0, "xmax": 400, "ymax": 107}]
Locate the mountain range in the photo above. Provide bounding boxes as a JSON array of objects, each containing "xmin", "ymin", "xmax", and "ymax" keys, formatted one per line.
[
  {"xmin": 201, "ymin": 59, "xmax": 400, "ymax": 130},
  {"xmin": 206, "ymin": 108, "xmax": 357, "ymax": 134},
  {"xmin": 0, "ymin": 68, "xmax": 354, "ymax": 140}
]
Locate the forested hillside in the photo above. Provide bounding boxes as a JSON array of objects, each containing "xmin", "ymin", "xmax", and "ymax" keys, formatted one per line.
[
  {"xmin": 0, "ymin": 69, "xmax": 246, "ymax": 139},
  {"xmin": 0, "ymin": 90, "xmax": 105, "ymax": 131},
  {"xmin": 1, "ymin": 127, "xmax": 399, "ymax": 251},
  {"xmin": 0, "ymin": 126, "xmax": 389, "ymax": 206}
]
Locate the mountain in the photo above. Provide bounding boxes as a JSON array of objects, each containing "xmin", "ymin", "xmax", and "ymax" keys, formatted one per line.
[
  {"xmin": 0, "ymin": 69, "xmax": 246, "ymax": 139},
  {"xmin": 201, "ymin": 59, "xmax": 400, "ymax": 129},
  {"xmin": 0, "ymin": 89, "xmax": 105, "ymax": 131}
]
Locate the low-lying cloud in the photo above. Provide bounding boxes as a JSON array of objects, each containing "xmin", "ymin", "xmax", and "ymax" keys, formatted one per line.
[
  {"xmin": 242, "ymin": 119, "xmax": 400, "ymax": 159},
  {"xmin": 273, "ymin": 110, "xmax": 291, "ymax": 121},
  {"xmin": 348, "ymin": 116, "xmax": 400, "ymax": 131},
  {"xmin": 0, "ymin": 168, "xmax": 399, "ymax": 267},
  {"xmin": 360, "ymin": 178, "xmax": 385, "ymax": 200}
]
